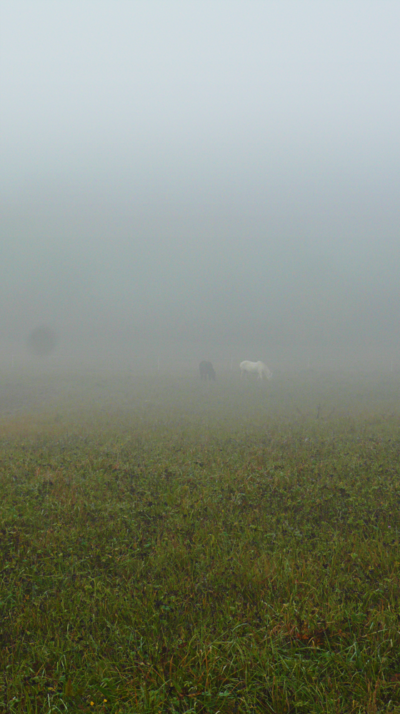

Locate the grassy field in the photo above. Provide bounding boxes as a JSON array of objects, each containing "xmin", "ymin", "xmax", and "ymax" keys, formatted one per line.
[{"xmin": 1, "ymin": 368, "xmax": 400, "ymax": 713}]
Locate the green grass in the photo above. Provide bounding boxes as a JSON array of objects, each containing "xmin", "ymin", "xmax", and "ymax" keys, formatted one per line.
[{"xmin": 1, "ymin": 369, "xmax": 400, "ymax": 712}]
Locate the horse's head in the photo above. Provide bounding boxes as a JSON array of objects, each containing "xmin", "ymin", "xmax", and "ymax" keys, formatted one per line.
[{"xmin": 262, "ymin": 364, "xmax": 272, "ymax": 379}]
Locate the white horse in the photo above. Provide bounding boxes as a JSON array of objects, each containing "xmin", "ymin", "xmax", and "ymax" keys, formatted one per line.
[{"xmin": 240, "ymin": 360, "xmax": 272, "ymax": 380}]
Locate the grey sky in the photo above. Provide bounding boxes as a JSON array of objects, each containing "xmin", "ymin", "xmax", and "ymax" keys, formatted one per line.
[{"xmin": 1, "ymin": 2, "xmax": 400, "ymax": 366}]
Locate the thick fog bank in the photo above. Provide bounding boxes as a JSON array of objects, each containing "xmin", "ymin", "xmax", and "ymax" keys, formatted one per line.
[{"xmin": 2, "ymin": 2, "xmax": 399, "ymax": 371}]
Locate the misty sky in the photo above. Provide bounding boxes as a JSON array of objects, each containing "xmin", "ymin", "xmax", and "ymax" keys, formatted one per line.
[{"xmin": 1, "ymin": 1, "xmax": 400, "ymax": 366}]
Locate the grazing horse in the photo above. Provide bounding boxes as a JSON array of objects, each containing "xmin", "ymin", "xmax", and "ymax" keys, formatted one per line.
[
  {"xmin": 199, "ymin": 361, "xmax": 216, "ymax": 381},
  {"xmin": 240, "ymin": 360, "xmax": 272, "ymax": 380}
]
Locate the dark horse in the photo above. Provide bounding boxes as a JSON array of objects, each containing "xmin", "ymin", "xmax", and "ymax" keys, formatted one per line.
[{"xmin": 199, "ymin": 361, "xmax": 216, "ymax": 381}]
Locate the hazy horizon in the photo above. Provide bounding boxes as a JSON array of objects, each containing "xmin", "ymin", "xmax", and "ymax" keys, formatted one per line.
[{"xmin": 2, "ymin": 1, "xmax": 400, "ymax": 371}]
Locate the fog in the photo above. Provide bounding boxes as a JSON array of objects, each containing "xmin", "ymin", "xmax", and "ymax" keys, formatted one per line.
[{"xmin": 1, "ymin": 1, "xmax": 400, "ymax": 371}]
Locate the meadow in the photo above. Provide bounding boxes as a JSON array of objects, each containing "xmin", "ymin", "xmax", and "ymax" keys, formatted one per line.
[{"xmin": 1, "ymin": 367, "xmax": 400, "ymax": 713}]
